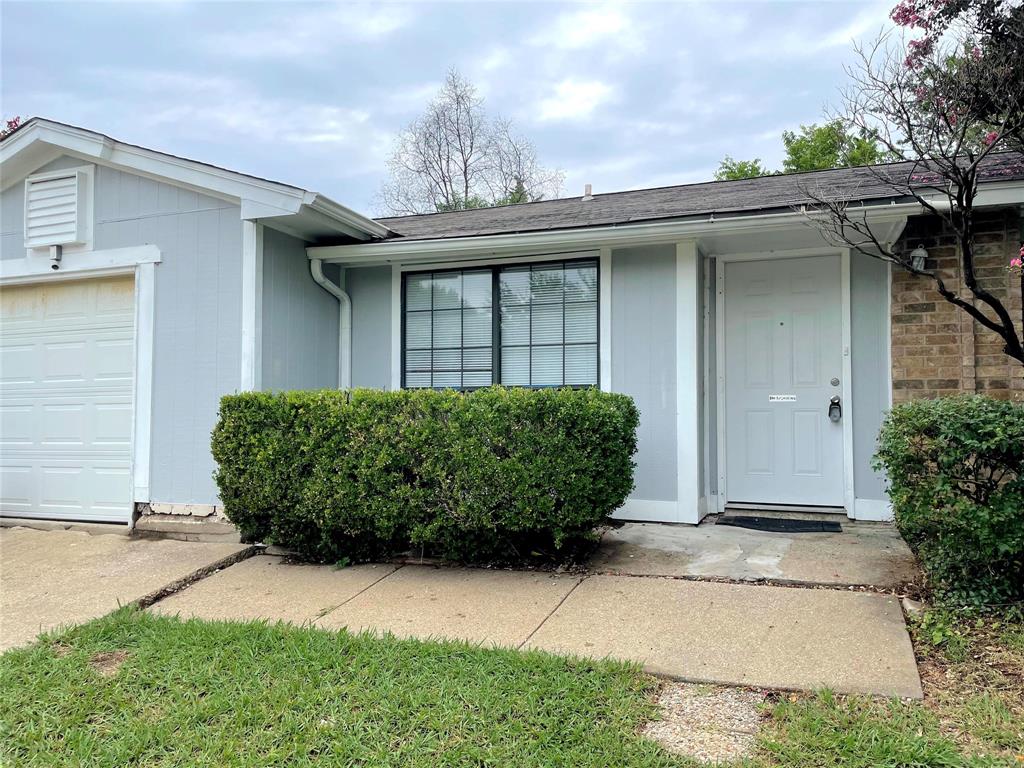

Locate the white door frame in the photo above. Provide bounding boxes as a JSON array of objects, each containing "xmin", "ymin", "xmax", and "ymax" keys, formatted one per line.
[
  {"xmin": 713, "ymin": 247, "xmax": 854, "ymax": 517},
  {"xmin": 0, "ymin": 245, "xmax": 160, "ymax": 527}
]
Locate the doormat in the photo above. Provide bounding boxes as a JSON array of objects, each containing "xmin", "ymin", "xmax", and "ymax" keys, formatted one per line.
[{"xmin": 716, "ymin": 516, "xmax": 842, "ymax": 533}]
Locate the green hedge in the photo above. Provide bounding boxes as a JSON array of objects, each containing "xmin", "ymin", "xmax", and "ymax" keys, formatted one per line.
[
  {"xmin": 875, "ymin": 395, "xmax": 1024, "ymax": 606},
  {"xmin": 212, "ymin": 387, "xmax": 639, "ymax": 564}
]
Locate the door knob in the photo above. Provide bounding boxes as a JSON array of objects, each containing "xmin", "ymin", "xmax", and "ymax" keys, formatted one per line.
[{"xmin": 828, "ymin": 396, "xmax": 842, "ymax": 422}]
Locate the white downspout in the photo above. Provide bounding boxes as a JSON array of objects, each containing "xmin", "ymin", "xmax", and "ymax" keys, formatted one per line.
[{"xmin": 310, "ymin": 258, "xmax": 351, "ymax": 389}]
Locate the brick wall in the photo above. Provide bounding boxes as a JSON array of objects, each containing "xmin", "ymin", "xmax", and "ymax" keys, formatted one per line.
[{"xmin": 891, "ymin": 208, "xmax": 1023, "ymax": 402}]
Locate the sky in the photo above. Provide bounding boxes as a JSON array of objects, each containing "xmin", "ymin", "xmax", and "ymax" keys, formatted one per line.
[{"xmin": 1, "ymin": 0, "xmax": 899, "ymax": 216}]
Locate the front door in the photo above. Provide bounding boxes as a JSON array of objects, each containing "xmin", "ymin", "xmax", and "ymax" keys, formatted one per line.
[{"xmin": 723, "ymin": 255, "xmax": 844, "ymax": 507}]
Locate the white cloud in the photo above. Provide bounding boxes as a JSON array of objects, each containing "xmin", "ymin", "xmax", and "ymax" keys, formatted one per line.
[
  {"xmin": 536, "ymin": 78, "xmax": 614, "ymax": 122},
  {"xmin": 205, "ymin": 3, "xmax": 414, "ymax": 59},
  {"xmin": 528, "ymin": 2, "xmax": 647, "ymax": 58},
  {"xmin": 79, "ymin": 68, "xmax": 393, "ymax": 176}
]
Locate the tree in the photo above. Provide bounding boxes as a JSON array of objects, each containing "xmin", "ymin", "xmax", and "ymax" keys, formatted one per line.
[
  {"xmin": 781, "ymin": 120, "xmax": 894, "ymax": 172},
  {"xmin": 377, "ymin": 71, "xmax": 563, "ymax": 215},
  {"xmin": 802, "ymin": 0, "xmax": 1024, "ymax": 368},
  {"xmin": 714, "ymin": 121, "xmax": 892, "ymax": 180},
  {"xmin": 1, "ymin": 116, "xmax": 21, "ymax": 140},
  {"xmin": 714, "ymin": 156, "xmax": 770, "ymax": 181}
]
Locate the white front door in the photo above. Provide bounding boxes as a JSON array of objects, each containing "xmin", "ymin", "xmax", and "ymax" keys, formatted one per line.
[
  {"xmin": 723, "ymin": 255, "xmax": 844, "ymax": 507},
  {"xmin": 0, "ymin": 276, "xmax": 135, "ymax": 523}
]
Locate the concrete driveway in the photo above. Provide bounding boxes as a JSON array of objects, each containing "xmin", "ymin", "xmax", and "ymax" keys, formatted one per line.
[{"xmin": 0, "ymin": 526, "xmax": 249, "ymax": 651}]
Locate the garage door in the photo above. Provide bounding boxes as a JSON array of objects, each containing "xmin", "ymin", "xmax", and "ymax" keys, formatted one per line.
[{"xmin": 1, "ymin": 276, "xmax": 135, "ymax": 523}]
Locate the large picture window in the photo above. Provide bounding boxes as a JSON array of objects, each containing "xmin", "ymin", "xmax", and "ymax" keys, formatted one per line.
[{"xmin": 402, "ymin": 259, "xmax": 598, "ymax": 389}]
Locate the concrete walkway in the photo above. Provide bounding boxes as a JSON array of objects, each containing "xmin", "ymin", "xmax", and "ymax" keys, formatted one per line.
[
  {"xmin": 591, "ymin": 521, "xmax": 919, "ymax": 588},
  {"xmin": 152, "ymin": 555, "xmax": 923, "ymax": 698},
  {"xmin": 0, "ymin": 526, "xmax": 248, "ymax": 651}
]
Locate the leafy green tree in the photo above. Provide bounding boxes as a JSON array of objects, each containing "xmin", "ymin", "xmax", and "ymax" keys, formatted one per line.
[
  {"xmin": 781, "ymin": 121, "xmax": 894, "ymax": 172},
  {"xmin": 713, "ymin": 156, "xmax": 770, "ymax": 181}
]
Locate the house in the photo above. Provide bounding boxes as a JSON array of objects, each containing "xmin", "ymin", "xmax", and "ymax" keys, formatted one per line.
[{"xmin": 1, "ymin": 118, "xmax": 1021, "ymax": 529}]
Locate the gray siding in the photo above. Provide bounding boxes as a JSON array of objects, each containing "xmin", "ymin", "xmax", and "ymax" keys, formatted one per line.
[
  {"xmin": 346, "ymin": 265, "xmax": 392, "ymax": 389},
  {"xmin": 261, "ymin": 228, "xmax": 338, "ymax": 391},
  {"xmin": 611, "ymin": 245, "xmax": 678, "ymax": 502},
  {"xmin": 3, "ymin": 155, "xmax": 243, "ymax": 506},
  {"xmin": 851, "ymin": 253, "xmax": 890, "ymax": 501}
]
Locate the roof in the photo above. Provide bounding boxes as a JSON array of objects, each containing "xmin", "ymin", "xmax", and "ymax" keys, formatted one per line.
[
  {"xmin": 377, "ymin": 153, "xmax": 1024, "ymax": 241},
  {"xmin": 0, "ymin": 117, "xmax": 391, "ymax": 241}
]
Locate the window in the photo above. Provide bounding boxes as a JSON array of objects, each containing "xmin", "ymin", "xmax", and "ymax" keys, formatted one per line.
[
  {"xmin": 24, "ymin": 169, "xmax": 92, "ymax": 250},
  {"xmin": 402, "ymin": 259, "xmax": 599, "ymax": 389}
]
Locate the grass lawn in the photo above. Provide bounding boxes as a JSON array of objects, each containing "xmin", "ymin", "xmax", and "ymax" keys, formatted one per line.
[{"xmin": 1, "ymin": 608, "xmax": 1021, "ymax": 767}]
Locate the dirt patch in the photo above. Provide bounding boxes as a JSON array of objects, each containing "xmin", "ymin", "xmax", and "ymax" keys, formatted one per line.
[
  {"xmin": 913, "ymin": 617, "xmax": 1024, "ymax": 760},
  {"xmin": 642, "ymin": 681, "xmax": 766, "ymax": 763},
  {"xmin": 89, "ymin": 650, "xmax": 129, "ymax": 677}
]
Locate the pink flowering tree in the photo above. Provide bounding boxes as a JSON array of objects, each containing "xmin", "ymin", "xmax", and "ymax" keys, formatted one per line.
[
  {"xmin": 0, "ymin": 116, "xmax": 21, "ymax": 140},
  {"xmin": 803, "ymin": 0, "xmax": 1024, "ymax": 367}
]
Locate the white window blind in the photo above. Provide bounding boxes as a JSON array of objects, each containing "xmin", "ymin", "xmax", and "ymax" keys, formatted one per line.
[
  {"xmin": 24, "ymin": 172, "xmax": 87, "ymax": 249},
  {"xmin": 402, "ymin": 259, "xmax": 598, "ymax": 390}
]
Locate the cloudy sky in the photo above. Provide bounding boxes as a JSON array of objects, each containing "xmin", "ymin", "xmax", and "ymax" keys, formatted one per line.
[{"xmin": 2, "ymin": 1, "xmax": 898, "ymax": 215}]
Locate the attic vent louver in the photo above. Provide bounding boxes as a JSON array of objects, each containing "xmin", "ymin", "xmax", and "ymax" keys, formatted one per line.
[{"xmin": 24, "ymin": 171, "xmax": 87, "ymax": 249}]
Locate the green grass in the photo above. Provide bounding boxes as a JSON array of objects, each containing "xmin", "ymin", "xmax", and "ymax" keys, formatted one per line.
[
  {"xmin": 2, "ymin": 608, "xmax": 1021, "ymax": 767},
  {"xmin": 0, "ymin": 609, "xmax": 680, "ymax": 768}
]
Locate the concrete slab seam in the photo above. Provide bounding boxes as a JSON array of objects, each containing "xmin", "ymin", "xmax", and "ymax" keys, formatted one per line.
[
  {"xmin": 588, "ymin": 568, "xmax": 919, "ymax": 597},
  {"xmin": 134, "ymin": 545, "xmax": 262, "ymax": 610},
  {"xmin": 517, "ymin": 575, "xmax": 588, "ymax": 650},
  {"xmin": 314, "ymin": 563, "xmax": 406, "ymax": 622}
]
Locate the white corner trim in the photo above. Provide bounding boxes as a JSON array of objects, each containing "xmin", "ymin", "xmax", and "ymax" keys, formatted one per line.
[
  {"xmin": 714, "ymin": 258, "xmax": 727, "ymax": 512},
  {"xmin": 240, "ymin": 220, "xmax": 264, "ymax": 391},
  {"xmin": 676, "ymin": 240, "xmax": 703, "ymax": 525},
  {"xmin": 599, "ymin": 247, "xmax": 612, "ymax": 391},
  {"xmin": 390, "ymin": 264, "xmax": 402, "ymax": 390},
  {"xmin": 853, "ymin": 498, "xmax": 893, "ymax": 521},
  {"xmin": 841, "ymin": 249, "xmax": 856, "ymax": 517},
  {"xmin": 131, "ymin": 261, "xmax": 156, "ymax": 512},
  {"xmin": 613, "ymin": 498, "xmax": 680, "ymax": 522},
  {"xmin": 0, "ymin": 244, "xmax": 160, "ymax": 284}
]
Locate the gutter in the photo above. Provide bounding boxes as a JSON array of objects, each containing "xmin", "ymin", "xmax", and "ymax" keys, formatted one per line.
[
  {"xmin": 308, "ymin": 202, "xmax": 922, "ymax": 264},
  {"xmin": 304, "ymin": 192, "xmax": 393, "ymax": 240},
  {"xmin": 310, "ymin": 259, "xmax": 352, "ymax": 389}
]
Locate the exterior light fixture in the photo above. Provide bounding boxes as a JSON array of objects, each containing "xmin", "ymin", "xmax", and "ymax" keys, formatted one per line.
[{"xmin": 910, "ymin": 245, "xmax": 928, "ymax": 272}]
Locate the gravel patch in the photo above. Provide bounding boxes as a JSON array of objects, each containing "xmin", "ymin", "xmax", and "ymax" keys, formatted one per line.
[{"xmin": 642, "ymin": 682, "xmax": 765, "ymax": 764}]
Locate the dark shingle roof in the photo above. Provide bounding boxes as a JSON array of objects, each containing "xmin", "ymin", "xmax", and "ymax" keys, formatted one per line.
[{"xmin": 377, "ymin": 153, "xmax": 1024, "ymax": 241}]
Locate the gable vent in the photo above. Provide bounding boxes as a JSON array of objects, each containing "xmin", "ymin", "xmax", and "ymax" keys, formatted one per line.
[{"xmin": 24, "ymin": 171, "xmax": 87, "ymax": 249}]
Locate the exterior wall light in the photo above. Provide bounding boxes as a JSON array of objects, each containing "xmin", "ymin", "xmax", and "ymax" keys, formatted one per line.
[{"xmin": 910, "ymin": 245, "xmax": 928, "ymax": 272}]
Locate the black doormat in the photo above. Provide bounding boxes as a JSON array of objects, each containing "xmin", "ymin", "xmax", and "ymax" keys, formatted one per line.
[{"xmin": 716, "ymin": 515, "xmax": 842, "ymax": 533}]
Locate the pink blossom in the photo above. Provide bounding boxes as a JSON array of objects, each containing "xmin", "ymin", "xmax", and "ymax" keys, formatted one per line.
[
  {"xmin": 970, "ymin": 46, "xmax": 982, "ymax": 61},
  {"xmin": 1010, "ymin": 256, "xmax": 1023, "ymax": 269},
  {"xmin": 982, "ymin": 131, "xmax": 999, "ymax": 146}
]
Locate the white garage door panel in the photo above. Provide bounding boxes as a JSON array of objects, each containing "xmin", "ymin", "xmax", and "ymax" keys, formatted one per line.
[{"xmin": 0, "ymin": 276, "xmax": 135, "ymax": 523}]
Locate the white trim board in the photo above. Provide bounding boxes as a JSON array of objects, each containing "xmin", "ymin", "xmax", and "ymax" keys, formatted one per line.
[
  {"xmin": 1, "ymin": 118, "xmax": 388, "ymax": 240},
  {"xmin": 614, "ymin": 498, "xmax": 681, "ymax": 523},
  {"xmin": 0, "ymin": 248, "xmax": 160, "ymax": 528},
  {"xmin": 853, "ymin": 498, "xmax": 893, "ymax": 521},
  {"xmin": 0, "ymin": 244, "xmax": 160, "ymax": 284},
  {"xmin": 675, "ymin": 240, "xmax": 704, "ymax": 524},
  {"xmin": 240, "ymin": 221, "xmax": 264, "ymax": 391},
  {"xmin": 309, "ymin": 205, "xmax": 920, "ymax": 264}
]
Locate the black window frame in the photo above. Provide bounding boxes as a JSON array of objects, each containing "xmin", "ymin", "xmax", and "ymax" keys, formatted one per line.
[{"xmin": 400, "ymin": 257, "xmax": 600, "ymax": 390}]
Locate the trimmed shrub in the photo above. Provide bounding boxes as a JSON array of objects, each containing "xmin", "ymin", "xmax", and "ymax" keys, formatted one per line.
[
  {"xmin": 212, "ymin": 387, "xmax": 639, "ymax": 564},
  {"xmin": 874, "ymin": 395, "xmax": 1024, "ymax": 606}
]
